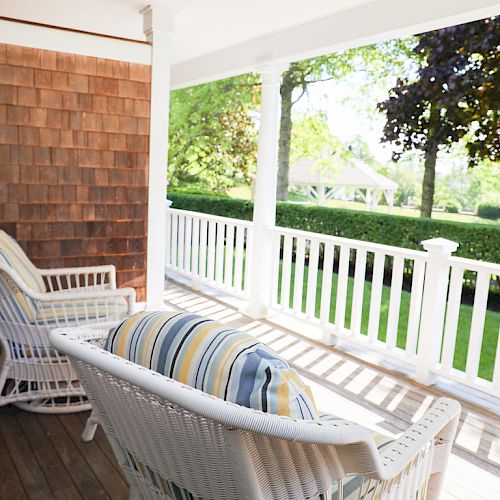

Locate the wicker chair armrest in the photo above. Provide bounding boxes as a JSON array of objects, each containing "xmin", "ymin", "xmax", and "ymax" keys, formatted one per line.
[{"xmin": 38, "ymin": 265, "xmax": 117, "ymax": 291}]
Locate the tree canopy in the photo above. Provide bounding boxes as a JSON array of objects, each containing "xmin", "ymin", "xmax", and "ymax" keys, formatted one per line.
[
  {"xmin": 168, "ymin": 74, "xmax": 259, "ymax": 192},
  {"xmin": 378, "ymin": 17, "xmax": 499, "ymax": 217}
]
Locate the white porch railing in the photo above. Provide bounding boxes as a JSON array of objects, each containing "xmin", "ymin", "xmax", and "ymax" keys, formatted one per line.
[
  {"xmin": 166, "ymin": 207, "xmax": 500, "ymax": 398},
  {"xmin": 166, "ymin": 209, "xmax": 252, "ymax": 297}
]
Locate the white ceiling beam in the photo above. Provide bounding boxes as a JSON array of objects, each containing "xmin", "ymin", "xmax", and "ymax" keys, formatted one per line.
[{"xmin": 170, "ymin": 0, "xmax": 500, "ymax": 89}]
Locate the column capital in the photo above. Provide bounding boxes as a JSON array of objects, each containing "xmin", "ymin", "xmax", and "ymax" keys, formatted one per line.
[
  {"xmin": 256, "ymin": 62, "xmax": 289, "ymax": 85},
  {"xmin": 421, "ymin": 237, "xmax": 459, "ymax": 256},
  {"xmin": 141, "ymin": 4, "xmax": 176, "ymax": 41}
]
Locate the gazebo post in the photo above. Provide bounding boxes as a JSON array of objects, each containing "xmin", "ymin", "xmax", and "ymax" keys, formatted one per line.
[
  {"xmin": 244, "ymin": 64, "xmax": 285, "ymax": 319},
  {"xmin": 142, "ymin": 5, "xmax": 176, "ymax": 309}
]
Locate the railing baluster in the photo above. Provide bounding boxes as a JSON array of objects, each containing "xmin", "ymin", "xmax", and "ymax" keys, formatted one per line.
[
  {"xmin": 224, "ymin": 224, "xmax": 235, "ymax": 289},
  {"xmin": 243, "ymin": 227, "xmax": 252, "ymax": 296},
  {"xmin": 305, "ymin": 239, "xmax": 320, "ymax": 318},
  {"xmin": 280, "ymin": 235, "xmax": 293, "ymax": 310},
  {"xmin": 368, "ymin": 252, "xmax": 385, "ymax": 343},
  {"xmin": 178, "ymin": 214, "xmax": 185, "ymax": 272},
  {"xmin": 215, "ymin": 222, "xmax": 225, "ymax": 287},
  {"xmin": 234, "ymin": 225, "xmax": 245, "ymax": 293},
  {"xmin": 351, "ymin": 248, "xmax": 367, "ymax": 336},
  {"xmin": 191, "ymin": 218, "xmax": 200, "ymax": 278},
  {"xmin": 184, "ymin": 216, "xmax": 192, "ymax": 274},
  {"xmin": 165, "ymin": 210, "xmax": 171, "ymax": 268},
  {"xmin": 465, "ymin": 270, "xmax": 490, "ymax": 380},
  {"xmin": 320, "ymin": 242, "xmax": 334, "ymax": 326},
  {"xmin": 199, "ymin": 219, "xmax": 208, "ymax": 281},
  {"xmin": 493, "ymin": 325, "xmax": 500, "ymax": 389},
  {"xmin": 405, "ymin": 259, "xmax": 425, "ymax": 356},
  {"xmin": 171, "ymin": 213, "xmax": 178, "ymax": 269},
  {"xmin": 386, "ymin": 255, "xmax": 404, "ymax": 349},
  {"xmin": 441, "ymin": 265, "xmax": 464, "ymax": 371},
  {"xmin": 293, "ymin": 237, "xmax": 306, "ymax": 315},
  {"xmin": 334, "ymin": 245, "xmax": 350, "ymax": 335},
  {"xmin": 207, "ymin": 220, "xmax": 216, "ymax": 282}
]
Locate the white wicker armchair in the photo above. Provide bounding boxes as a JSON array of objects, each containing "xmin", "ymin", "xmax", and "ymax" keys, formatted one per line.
[
  {"xmin": 50, "ymin": 327, "xmax": 461, "ymax": 500},
  {"xmin": 0, "ymin": 230, "xmax": 135, "ymax": 413}
]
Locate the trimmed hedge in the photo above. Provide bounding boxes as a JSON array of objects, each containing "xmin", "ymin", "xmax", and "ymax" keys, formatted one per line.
[
  {"xmin": 478, "ymin": 204, "xmax": 500, "ymax": 221},
  {"xmin": 168, "ymin": 193, "xmax": 500, "ymax": 264}
]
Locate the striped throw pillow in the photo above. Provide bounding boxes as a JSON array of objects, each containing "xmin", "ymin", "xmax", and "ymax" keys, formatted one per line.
[{"xmin": 105, "ymin": 311, "xmax": 319, "ymax": 420}]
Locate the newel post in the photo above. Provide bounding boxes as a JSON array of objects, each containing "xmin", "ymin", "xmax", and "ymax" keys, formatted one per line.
[
  {"xmin": 415, "ymin": 237, "xmax": 459, "ymax": 385},
  {"xmin": 244, "ymin": 64, "xmax": 285, "ymax": 319}
]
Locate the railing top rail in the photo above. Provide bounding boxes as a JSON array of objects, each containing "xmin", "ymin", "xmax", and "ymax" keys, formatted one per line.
[
  {"xmin": 449, "ymin": 256, "xmax": 500, "ymax": 274},
  {"xmin": 167, "ymin": 208, "xmax": 254, "ymax": 228},
  {"xmin": 272, "ymin": 225, "xmax": 428, "ymax": 260}
]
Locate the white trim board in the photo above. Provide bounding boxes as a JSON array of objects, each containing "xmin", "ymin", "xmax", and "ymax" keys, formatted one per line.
[{"xmin": 0, "ymin": 19, "xmax": 151, "ymax": 65}]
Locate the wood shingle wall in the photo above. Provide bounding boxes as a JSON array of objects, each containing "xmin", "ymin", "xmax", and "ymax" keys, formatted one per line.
[{"xmin": 0, "ymin": 43, "xmax": 151, "ymax": 300}]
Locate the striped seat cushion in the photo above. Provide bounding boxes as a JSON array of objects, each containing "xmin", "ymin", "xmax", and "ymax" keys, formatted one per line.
[
  {"xmin": 105, "ymin": 311, "xmax": 319, "ymax": 420},
  {"xmin": 0, "ymin": 231, "xmax": 45, "ymax": 293}
]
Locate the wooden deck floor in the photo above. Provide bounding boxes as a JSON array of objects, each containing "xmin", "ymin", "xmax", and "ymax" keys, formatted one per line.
[{"xmin": 1, "ymin": 280, "xmax": 499, "ymax": 499}]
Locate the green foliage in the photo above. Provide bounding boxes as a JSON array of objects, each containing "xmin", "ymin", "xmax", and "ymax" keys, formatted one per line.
[
  {"xmin": 168, "ymin": 193, "xmax": 500, "ymax": 263},
  {"xmin": 477, "ymin": 204, "xmax": 500, "ymax": 220},
  {"xmin": 168, "ymin": 74, "xmax": 260, "ymax": 192}
]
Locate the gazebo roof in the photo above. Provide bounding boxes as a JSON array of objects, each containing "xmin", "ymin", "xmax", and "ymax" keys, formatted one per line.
[{"xmin": 290, "ymin": 156, "xmax": 398, "ymax": 191}]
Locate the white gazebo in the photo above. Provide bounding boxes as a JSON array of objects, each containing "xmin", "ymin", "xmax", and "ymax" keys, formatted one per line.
[{"xmin": 290, "ymin": 156, "xmax": 398, "ymax": 212}]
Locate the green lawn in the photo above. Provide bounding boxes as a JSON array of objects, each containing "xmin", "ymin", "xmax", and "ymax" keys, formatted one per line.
[
  {"xmin": 227, "ymin": 186, "xmax": 498, "ymax": 225},
  {"xmin": 278, "ymin": 262, "xmax": 500, "ymax": 381}
]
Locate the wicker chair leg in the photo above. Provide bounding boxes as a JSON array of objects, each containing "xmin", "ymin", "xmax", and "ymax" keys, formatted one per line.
[{"xmin": 81, "ymin": 410, "xmax": 99, "ymax": 442}]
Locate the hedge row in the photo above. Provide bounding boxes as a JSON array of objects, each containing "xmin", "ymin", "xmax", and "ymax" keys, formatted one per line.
[{"xmin": 168, "ymin": 193, "xmax": 500, "ymax": 264}]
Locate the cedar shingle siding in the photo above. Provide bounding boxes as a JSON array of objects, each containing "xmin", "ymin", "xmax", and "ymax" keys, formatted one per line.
[{"xmin": 0, "ymin": 43, "xmax": 150, "ymax": 300}]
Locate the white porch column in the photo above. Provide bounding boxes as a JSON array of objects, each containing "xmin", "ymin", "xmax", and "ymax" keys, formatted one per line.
[
  {"xmin": 142, "ymin": 6, "xmax": 175, "ymax": 309},
  {"xmin": 245, "ymin": 64, "xmax": 284, "ymax": 319}
]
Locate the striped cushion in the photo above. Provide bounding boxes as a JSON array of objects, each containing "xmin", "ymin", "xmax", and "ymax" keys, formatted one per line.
[
  {"xmin": 34, "ymin": 296, "xmax": 128, "ymax": 325},
  {"xmin": 0, "ymin": 231, "xmax": 45, "ymax": 293},
  {"xmin": 105, "ymin": 311, "xmax": 319, "ymax": 420}
]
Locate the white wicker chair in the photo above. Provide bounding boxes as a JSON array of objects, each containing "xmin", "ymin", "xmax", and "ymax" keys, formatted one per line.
[
  {"xmin": 50, "ymin": 327, "xmax": 461, "ymax": 500},
  {"xmin": 0, "ymin": 230, "xmax": 136, "ymax": 413}
]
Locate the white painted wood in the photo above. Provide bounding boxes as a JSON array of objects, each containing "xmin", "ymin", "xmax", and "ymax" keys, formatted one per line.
[
  {"xmin": 207, "ymin": 220, "xmax": 216, "ymax": 282},
  {"xmin": 170, "ymin": 214, "xmax": 178, "ymax": 270},
  {"xmin": 234, "ymin": 226, "xmax": 245, "ymax": 293},
  {"xmin": 416, "ymin": 238, "xmax": 458, "ymax": 386},
  {"xmin": 184, "ymin": 216, "xmax": 192, "ymax": 274},
  {"xmin": 245, "ymin": 65, "xmax": 285, "ymax": 318},
  {"xmin": 386, "ymin": 255, "xmax": 404, "ymax": 349},
  {"xmin": 224, "ymin": 224, "xmax": 235, "ymax": 289},
  {"xmin": 293, "ymin": 237, "xmax": 306, "ymax": 315},
  {"xmin": 215, "ymin": 222, "xmax": 225, "ymax": 287},
  {"xmin": 191, "ymin": 218, "xmax": 200, "ymax": 277},
  {"xmin": 165, "ymin": 211, "xmax": 171, "ymax": 269},
  {"xmin": 368, "ymin": 252, "xmax": 385, "ymax": 343},
  {"xmin": 441, "ymin": 265, "xmax": 464, "ymax": 371},
  {"xmin": 465, "ymin": 270, "xmax": 491, "ymax": 380},
  {"xmin": 334, "ymin": 245, "xmax": 350, "ymax": 334},
  {"xmin": 177, "ymin": 215, "xmax": 185, "ymax": 273},
  {"xmin": 305, "ymin": 239, "xmax": 320, "ymax": 318},
  {"xmin": 144, "ymin": 6, "xmax": 175, "ymax": 309},
  {"xmin": 271, "ymin": 232, "xmax": 281, "ymax": 308},
  {"xmin": 199, "ymin": 219, "xmax": 208, "ymax": 280},
  {"xmin": 405, "ymin": 259, "xmax": 425, "ymax": 356},
  {"xmin": 243, "ymin": 228, "xmax": 253, "ymax": 297},
  {"xmin": 280, "ymin": 235, "xmax": 293, "ymax": 310},
  {"xmin": 351, "ymin": 248, "xmax": 367, "ymax": 336},
  {"xmin": 319, "ymin": 243, "xmax": 335, "ymax": 326}
]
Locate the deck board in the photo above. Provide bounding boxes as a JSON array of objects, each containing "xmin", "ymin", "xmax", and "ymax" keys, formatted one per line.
[{"xmin": 0, "ymin": 279, "xmax": 498, "ymax": 500}]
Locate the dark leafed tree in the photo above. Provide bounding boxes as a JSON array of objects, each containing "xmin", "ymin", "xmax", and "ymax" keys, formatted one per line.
[
  {"xmin": 378, "ymin": 17, "xmax": 499, "ymax": 218},
  {"xmin": 277, "ymin": 40, "xmax": 413, "ymax": 201}
]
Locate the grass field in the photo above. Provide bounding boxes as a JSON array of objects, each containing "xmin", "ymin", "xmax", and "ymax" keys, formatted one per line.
[
  {"xmin": 278, "ymin": 262, "xmax": 500, "ymax": 381},
  {"xmin": 227, "ymin": 186, "xmax": 498, "ymax": 225}
]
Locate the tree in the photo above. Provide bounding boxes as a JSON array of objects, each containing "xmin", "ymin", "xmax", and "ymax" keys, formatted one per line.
[
  {"xmin": 168, "ymin": 74, "xmax": 259, "ymax": 192},
  {"xmin": 378, "ymin": 17, "xmax": 499, "ymax": 217},
  {"xmin": 277, "ymin": 39, "xmax": 414, "ymax": 201}
]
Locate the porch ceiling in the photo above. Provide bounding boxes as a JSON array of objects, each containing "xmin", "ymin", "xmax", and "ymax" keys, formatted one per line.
[{"xmin": 1, "ymin": 0, "xmax": 499, "ymax": 87}]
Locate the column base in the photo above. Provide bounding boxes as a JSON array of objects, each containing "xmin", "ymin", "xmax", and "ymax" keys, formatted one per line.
[{"xmin": 240, "ymin": 303, "xmax": 270, "ymax": 320}]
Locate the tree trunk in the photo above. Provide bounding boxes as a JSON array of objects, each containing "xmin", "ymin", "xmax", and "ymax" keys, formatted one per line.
[
  {"xmin": 420, "ymin": 143, "xmax": 438, "ymax": 218},
  {"xmin": 276, "ymin": 71, "xmax": 295, "ymax": 201}
]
